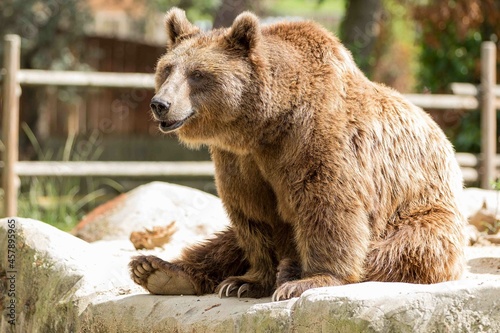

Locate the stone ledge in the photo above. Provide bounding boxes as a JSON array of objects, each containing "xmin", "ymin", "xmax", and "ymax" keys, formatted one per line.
[{"xmin": 1, "ymin": 217, "xmax": 499, "ymax": 332}]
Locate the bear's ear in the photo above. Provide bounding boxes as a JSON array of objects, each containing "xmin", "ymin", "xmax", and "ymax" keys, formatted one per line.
[
  {"xmin": 164, "ymin": 7, "xmax": 200, "ymax": 50},
  {"xmin": 226, "ymin": 11, "xmax": 261, "ymax": 53}
]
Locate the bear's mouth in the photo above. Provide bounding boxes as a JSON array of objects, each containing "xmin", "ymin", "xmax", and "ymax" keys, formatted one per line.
[{"xmin": 158, "ymin": 112, "xmax": 194, "ymax": 133}]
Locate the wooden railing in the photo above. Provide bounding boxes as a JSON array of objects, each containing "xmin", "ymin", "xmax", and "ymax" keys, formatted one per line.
[{"xmin": 1, "ymin": 34, "xmax": 499, "ymax": 216}]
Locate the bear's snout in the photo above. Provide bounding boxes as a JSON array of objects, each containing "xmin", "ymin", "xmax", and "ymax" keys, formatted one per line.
[{"xmin": 150, "ymin": 97, "xmax": 171, "ymax": 119}]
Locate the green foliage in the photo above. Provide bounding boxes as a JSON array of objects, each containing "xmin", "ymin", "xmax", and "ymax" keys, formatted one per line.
[
  {"xmin": 0, "ymin": 0, "xmax": 92, "ymax": 70},
  {"xmin": 271, "ymin": 0, "xmax": 345, "ymax": 17},
  {"xmin": 418, "ymin": 27, "xmax": 482, "ymax": 92},
  {"xmin": 491, "ymin": 179, "xmax": 500, "ymax": 191},
  {"xmin": 413, "ymin": 0, "xmax": 499, "ymax": 154},
  {"xmin": 418, "ymin": 27, "xmax": 497, "ymax": 154},
  {"xmin": 149, "ymin": 0, "xmax": 345, "ymax": 24},
  {"xmin": 17, "ymin": 125, "xmax": 123, "ymax": 231},
  {"xmin": 149, "ymin": 0, "xmax": 221, "ymax": 21},
  {"xmin": 452, "ymin": 112, "xmax": 482, "ymax": 153}
]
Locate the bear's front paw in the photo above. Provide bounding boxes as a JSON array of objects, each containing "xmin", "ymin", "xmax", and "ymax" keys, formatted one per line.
[
  {"xmin": 129, "ymin": 255, "xmax": 196, "ymax": 295},
  {"xmin": 271, "ymin": 280, "xmax": 307, "ymax": 301},
  {"xmin": 216, "ymin": 277, "xmax": 273, "ymax": 299}
]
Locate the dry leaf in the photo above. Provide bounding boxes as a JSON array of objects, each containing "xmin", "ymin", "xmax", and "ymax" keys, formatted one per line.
[{"xmin": 130, "ymin": 221, "xmax": 177, "ymax": 250}]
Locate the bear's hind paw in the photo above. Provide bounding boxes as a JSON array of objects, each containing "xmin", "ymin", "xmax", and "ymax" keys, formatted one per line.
[{"xmin": 129, "ymin": 255, "xmax": 196, "ymax": 295}]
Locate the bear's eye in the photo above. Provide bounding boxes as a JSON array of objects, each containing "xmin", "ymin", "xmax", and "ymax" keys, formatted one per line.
[
  {"xmin": 163, "ymin": 65, "xmax": 173, "ymax": 77},
  {"xmin": 189, "ymin": 70, "xmax": 205, "ymax": 81}
]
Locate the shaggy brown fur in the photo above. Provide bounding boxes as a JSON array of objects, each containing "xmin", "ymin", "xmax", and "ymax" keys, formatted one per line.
[{"xmin": 129, "ymin": 8, "xmax": 466, "ymax": 301}]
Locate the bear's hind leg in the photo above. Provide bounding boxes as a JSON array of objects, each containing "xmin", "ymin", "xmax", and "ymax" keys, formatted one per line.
[
  {"xmin": 365, "ymin": 206, "xmax": 466, "ymax": 283},
  {"xmin": 129, "ymin": 228, "xmax": 249, "ymax": 295}
]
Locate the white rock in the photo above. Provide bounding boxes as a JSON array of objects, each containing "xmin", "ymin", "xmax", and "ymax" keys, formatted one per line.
[
  {"xmin": 73, "ymin": 182, "xmax": 230, "ymax": 260},
  {"xmin": 460, "ymin": 187, "xmax": 500, "ymax": 220},
  {"xmin": 1, "ymin": 217, "xmax": 500, "ymax": 332},
  {"xmin": 292, "ymin": 280, "xmax": 500, "ymax": 333}
]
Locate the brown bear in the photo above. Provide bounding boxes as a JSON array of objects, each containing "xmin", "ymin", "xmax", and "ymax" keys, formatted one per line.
[{"xmin": 129, "ymin": 7, "xmax": 466, "ymax": 301}]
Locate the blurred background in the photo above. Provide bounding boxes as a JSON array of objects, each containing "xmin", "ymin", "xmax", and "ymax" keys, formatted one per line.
[{"xmin": 0, "ymin": 0, "xmax": 499, "ymax": 229}]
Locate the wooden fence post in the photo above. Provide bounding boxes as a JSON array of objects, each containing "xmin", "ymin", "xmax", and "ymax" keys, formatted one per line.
[
  {"xmin": 2, "ymin": 34, "xmax": 21, "ymax": 216},
  {"xmin": 480, "ymin": 41, "xmax": 497, "ymax": 189}
]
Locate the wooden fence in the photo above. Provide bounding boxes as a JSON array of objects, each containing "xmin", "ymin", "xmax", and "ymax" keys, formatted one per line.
[{"xmin": 1, "ymin": 34, "xmax": 499, "ymax": 216}]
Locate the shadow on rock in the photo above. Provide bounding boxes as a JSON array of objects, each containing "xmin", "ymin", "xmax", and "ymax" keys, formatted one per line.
[{"xmin": 467, "ymin": 257, "xmax": 500, "ymax": 275}]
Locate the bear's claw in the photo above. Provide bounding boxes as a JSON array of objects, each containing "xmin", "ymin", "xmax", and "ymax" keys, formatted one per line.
[
  {"xmin": 217, "ymin": 282, "xmax": 250, "ymax": 298},
  {"xmin": 237, "ymin": 283, "xmax": 249, "ymax": 298},
  {"xmin": 272, "ymin": 283, "xmax": 300, "ymax": 301},
  {"xmin": 218, "ymin": 282, "xmax": 239, "ymax": 298},
  {"xmin": 216, "ymin": 277, "xmax": 272, "ymax": 298}
]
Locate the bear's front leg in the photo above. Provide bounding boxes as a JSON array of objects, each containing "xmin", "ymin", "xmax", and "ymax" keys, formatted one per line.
[
  {"xmin": 216, "ymin": 210, "xmax": 278, "ymax": 298},
  {"xmin": 273, "ymin": 191, "xmax": 371, "ymax": 301}
]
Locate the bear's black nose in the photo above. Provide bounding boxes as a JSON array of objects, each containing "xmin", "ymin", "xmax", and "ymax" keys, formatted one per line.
[{"xmin": 150, "ymin": 98, "xmax": 171, "ymax": 118}]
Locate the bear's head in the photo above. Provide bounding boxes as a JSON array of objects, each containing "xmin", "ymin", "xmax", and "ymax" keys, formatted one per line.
[{"xmin": 151, "ymin": 7, "xmax": 266, "ymax": 150}]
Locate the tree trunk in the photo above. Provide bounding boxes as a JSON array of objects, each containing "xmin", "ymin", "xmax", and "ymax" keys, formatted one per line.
[
  {"xmin": 213, "ymin": 0, "xmax": 256, "ymax": 28},
  {"xmin": 340, "ymin": 0, "xmax": 384, "ymax": 76}
]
